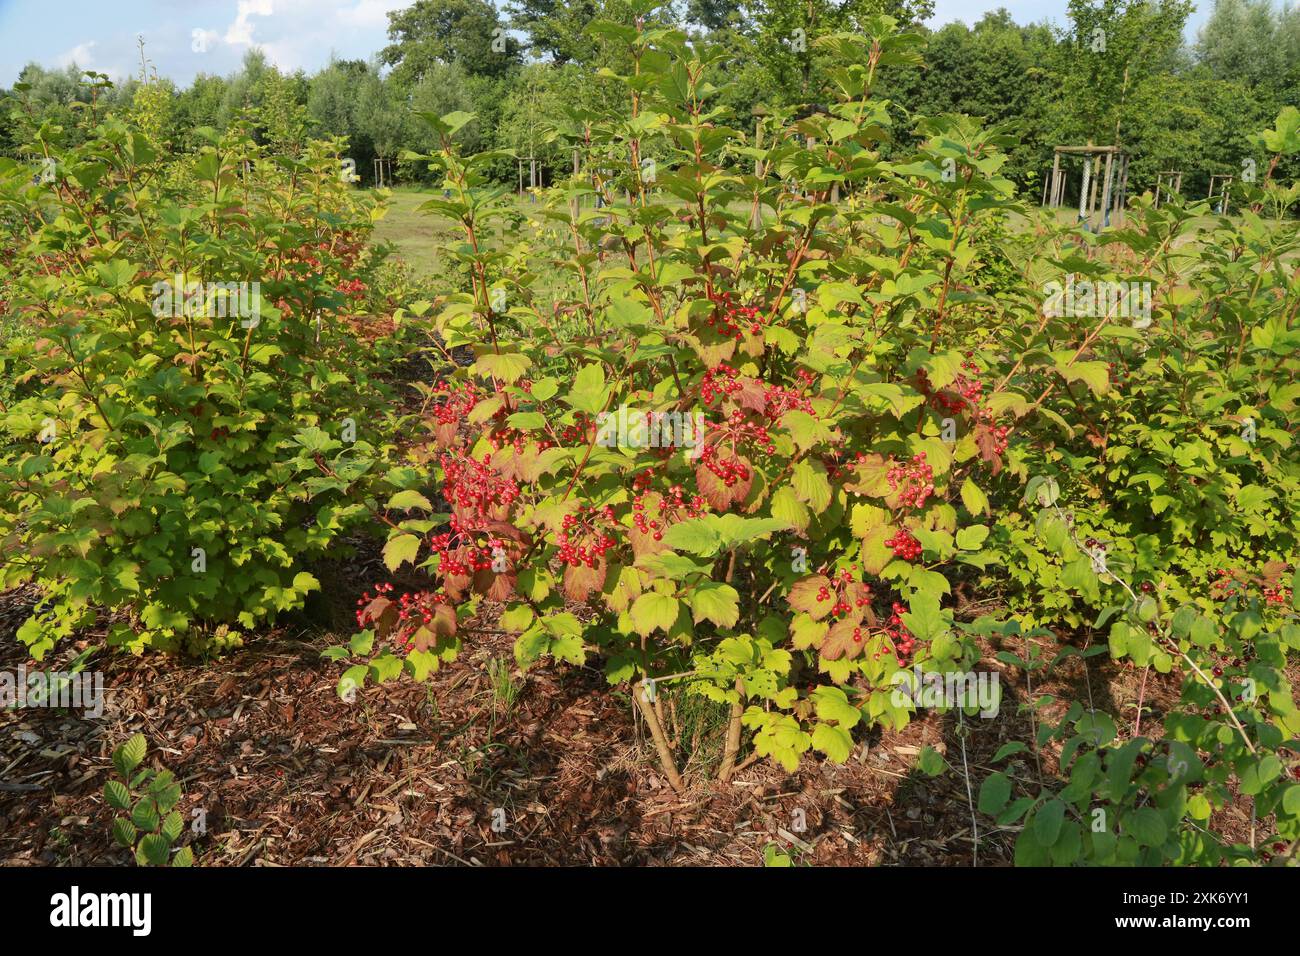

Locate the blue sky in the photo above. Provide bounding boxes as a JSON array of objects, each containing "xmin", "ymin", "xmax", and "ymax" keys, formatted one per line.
[{"xmin": 0, "ymin": 1, "xmax": 1213, "ymax": 86}]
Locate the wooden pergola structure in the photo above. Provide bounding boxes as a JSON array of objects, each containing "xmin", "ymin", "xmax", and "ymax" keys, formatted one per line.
[
  {"xmin": 1045, "ymin": 145, "xmax": 1129, "ymax": 230},
  {"xmin": 1208, "ymin": 174, "xmax": 1233, "ymax": 215},
  {"xmin": 1154, "ymin": 170, "xmax": 1183, "ymax": 208}
]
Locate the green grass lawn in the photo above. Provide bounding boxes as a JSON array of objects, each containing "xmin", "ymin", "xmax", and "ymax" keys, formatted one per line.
[
  {"xmin": 368, "ymin": 184, "xmax": 1283, "ymax": 278},
  {"xmin": 369, "ymin": 188, "xmax": 459, "ymax": 276},
  {"xmin": 370, "ymin": 187, "xmax": 550, "ymax": 275}
]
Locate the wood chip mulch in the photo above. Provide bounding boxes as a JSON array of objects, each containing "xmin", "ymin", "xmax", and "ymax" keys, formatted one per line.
[{"xmin": 0, "ymin": 580, "xmax": 1271, "ymax": 867}]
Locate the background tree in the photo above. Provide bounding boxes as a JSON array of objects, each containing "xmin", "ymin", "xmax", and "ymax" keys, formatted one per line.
[{"xmin": 382, "ymin": 0, "xmax": 523, "ymax": 84}]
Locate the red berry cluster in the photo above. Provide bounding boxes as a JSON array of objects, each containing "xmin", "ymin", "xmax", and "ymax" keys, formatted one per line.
[
  {"xmin": 355, "ymin": 581, "xmax": 451, "ymax": 648},
  {"xmin": 282, "ymin": 242, "xmax": 324, "ymax": 274},
  {"xmin": 696, "ymin": 411, "xmax": 775, "ymax": 488},
  {"xmin": 1210, "ymin": 569, "xmax": 1240, "ymax": 598},
  {"xmin": 428, "ymin": 517, "xmax": 503, "ymax": 576},
  {"xmin": 984, "ymin": 422, "xmax": 1011, "ymax": 455},
  {"xmin": 1264, "ymin": 585, "xmax": 1293, "ymax": 606},
  {"xmin": 763, "ymin": 382, "xmax": 814, "ymax": 419},
  {"xmin": 631, "ymin": 503, "xmax": 664, "ymax": 541},
  {"xmin": 1211, "ymin": 568, "xmax": 1295, "ymax": 606},
  {"xmin": 705, "ymin": 290, "xmax": 763, "ymax": 339},
  {"xmin": 560, "ymin": 412, "xmax": 596, "ymax": 444},
  {"xmin": 354, "ymin": 580, "xmax": 396, "ymax": 628},
  {"xmin": 917, "ymin": 368, "xmax": 964, "ymax": 415},
  {"xmin": 429, "ymin": 380, "xmax": 480, "ymax": 427},
  {"xmin": 699, "ymin": 444, "xmax": 751, "ymax": 486},
  {"xmin": 336, "ymin": 277, "xmax": 366, "ymax": 300},
  {"xmin": 918, "ymin": 358, "xmax": 984, "ymax": 414},
  {"xmin": 487, "ymin": 424, "xmax": 536, "ymax": 455},
  {"xmin": 918, "ymin": 357, "xmax": 1013, "ymax": 454},
  {"xmin": 440, "ymin": 451, "xmax": 519, "ymax": 519},
  {"xmin": 1107, "ymin": 361, "xmax": 1131, "ymax": 390},
  {"xmin": 701, "ymin": 363, "xmax": 744, "ymax": 405},
  {"xmin": 883, "ymin": 602, "xmax": 916, "ymax": 664},
  {"xmin": 632, "ymin": 485, "xmax": 707, "ymax": 541},
  {"xmin": 827, "ymin": 450, "xmax": 871, "ymax": 481},
  {"xmin": 884, "ymin": 529, "xmax": 923, "ymax": 561},
  {"xmin": 558, "ymin": 505, "xmax": 618, "ymax": 568},
  {"xmin": 887, "ymin": 453, "xmax": 934, "ymax": 509},
  {"xmin": 721, "ymin": 409, "xmax": 774, "ymax": 451},
  {"xmin": 814, "ymin": 568, "xmax": 872, "ymax": 618}
]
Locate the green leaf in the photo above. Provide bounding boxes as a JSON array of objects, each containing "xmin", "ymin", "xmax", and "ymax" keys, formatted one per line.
[
  {"xmin": 368, "ymin": 653, "xmax": 405, "ymax": 684},
  {"xmin": 1057, "ymin": 359, "xmax": 1110, "ymax": 395},
  {"xmin": 917, "ymin": 745, "xmax": 946, "ymax": 777},
  {"xmin": 770, "ymin": 486, "xmax": 811, "ymax": 530},
  {"xmin": 514, "ymin": 626, "xmax": 550, "ymax": 667},
  {"xmin": 137, "ymin": 833, "xmax": 171, "ymax": 866},
  {"xmin": 386, "ymin": 490, "xmax": 433, "ymax": 511},
  {"xmin": 811, "ymin": 722, "xmax": 854, "ymax": 762},
  {"xmin": 112, "ymin": 733, "xmax": 147, "ymax": 777},
  {"xmin": 565, "ymin": 362, "xmax": 608, "ymax": 414},
  {"xmin": 791, "ymin": 459, "xmax": 832, "ymax": 511},
  {"xmin": 473, "ymin": 352, "xmax": 531, "ymax": 384},
  {"xmin": 499, "ymin": 604, "xmax": 535, "ymax": 632},
  {"xmin": 111, "ymin": 818, "xmax": 136, "ymax": 848},
  {"xmin": 991, "ymin": 742, "xmax": 1027, "ymax": 762},
  {"xmin": 1240, "ymin": 755, "xmax": 1282, "ymax": 795},
  {"xmin": 530, "ymin": 377, "xmax": 559, "ymax": 402},
  {"xmin": 95, "ymin": 258, "xmax": 136, "ymax": 290},
  {"xmin": 1031, "ymin": 798, "xmax": 1066, "ymax": 846},
  {"xmin": 349, "ymin": 630, "xmax": 374, "ymax": 655},
  {"xmin": 1123, "ymin": 807, "xmax": 1168, "ymax": 847},
  {"xmin": 1282, "ymin": 785, "xmax": 1300, "ymax": 818},
  {"xmin": 811, "ymin": 686, "xmax": 861, "ymax": 728},
  {"xmin": 104, "ymin": 780, "xmax": 132, "ymax": 810},
  {"xmin": 338, "ymin": 665, "xmax": 367, "ymax": 699},
  {"xmin": 630, "ymin": 593, "xmax": 679, "ymax": 637},
  {"xmin": 383, "ymin": 533, "xmax": 422, "ymax": 571},
  {"xmin": 131, "ymin": 798, "xmax": 160, "ymax": 833},
  {"xmin": 507, "ymin": 411, "xmax": 547, "ymax": 431},
  {"xmin": 659, "ymin": 520, "xmax": 721, "ymax": 557},
  {"xmin": 978, "ymin": 772, "xmax": 1011, "ymax": 815},
  {"xmin": 900, "ymin": 592, "xmax": 946, "ymax": 642},
  {"xmin": 171, "ymin": 845, "xmax": 195, "ymax": 867},
  {"xmin": 781, "ymin": 410, "xmax": 830, "ymax": 452},
  {"xmin": 161, "ymin": 811, "xmax": 184, "ymax": 841},
  {"xmin": 687, "ymin": 582, "xmax": 740, "ymax": 628}
]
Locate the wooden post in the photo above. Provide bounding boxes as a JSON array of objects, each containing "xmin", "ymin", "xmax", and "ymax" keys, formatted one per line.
[
  {"xmin": 1088, "ymin": 155, "xmax": 1101, "ymax": 223},
  {"xmin": 1078, "ymin": 154, "xmax": 1091, "ymax": 223},
  {"xmin": 1118, "ymin": 155, "xmax": 1130, "ymax": 225},
  {"xmin": 1050, "ymin": 150, "xmax": 1061, "ymax": 208},
  {"xmin": 751, "ymin": 119, "xmax": 765, "ymax": 230},
  {"xmin": 1100, "ymin": 151, "xmax": 1115, "ymax": 228}
]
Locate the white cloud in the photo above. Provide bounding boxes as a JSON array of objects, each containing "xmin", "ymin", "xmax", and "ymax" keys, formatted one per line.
[
  {"xmin": 258, "ymin": 38, "xmax": 308, "ymax": 71},
  {"xmin": 224, "ymin": 0, "xmax": 275, "ymax": 47},
  {"xmin": 56, "ymin": 41, "xmax": 97, "ymax": 69}
]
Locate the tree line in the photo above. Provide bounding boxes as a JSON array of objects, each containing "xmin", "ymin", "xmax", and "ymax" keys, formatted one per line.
[{"xmin": 3, "ymin": 0, "xmax": 1298, "ymax": 203}]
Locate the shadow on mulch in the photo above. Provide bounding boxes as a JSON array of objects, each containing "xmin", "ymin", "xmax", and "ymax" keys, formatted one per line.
[{"xmin": 0, "ymin": 581, "xmax": 1274, "ymax": 866}]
